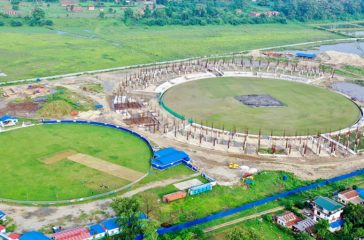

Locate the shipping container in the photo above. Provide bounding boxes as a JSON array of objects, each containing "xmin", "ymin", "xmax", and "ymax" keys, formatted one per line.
[
  {"xmin": 163, "ymin": 191, "xmax": 187, "ymax": 202},
  {"xmin": 188, "ymin": 183, "xmax": 213, "ymax": 196}
]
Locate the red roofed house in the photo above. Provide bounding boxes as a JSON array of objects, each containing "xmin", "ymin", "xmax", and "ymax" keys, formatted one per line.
[
  {"xmin": 276, "ymin": 211, "xmax": 301, "ymax": 228},
  {"xmin": 337, "ymin": 189, "xmax": 364, "ymax": 205},
  {"xmin": 72, "ymin": 6, "xmax": 83, "ymax": 12},
  {"xmin": 8, "ymin": 233, "xmax": 21, "ymax": 240},
  {"xmin": 265, "ymin": 11, "xmax": 280, "ymax": 17},
  {"xmin": 88, "ymin": 5, "xmax": 95, "ymax": 11},
  {"xmin": 61, "ymin": 1, "xmax": 74, "ymax": 7},
  {"xmin": 0, "ymin": 225, "xmax": 5, "ymax": 233},
  {"xmin": 3, "ymin": 10, "xmax": 18, "ymax": 16},
  {"xmin": 250, "ymin": 11, "xmax": 261, "ymax": 17},
  {"xmin": 52, "ymin": 227, "xmax": 92, "ymax": 240}
]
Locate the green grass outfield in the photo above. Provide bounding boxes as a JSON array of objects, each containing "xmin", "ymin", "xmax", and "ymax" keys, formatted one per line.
[
  {"xmin": 0, "ymin": 124, "xmax": 152, "ymax": 201},
  {"xmin": 0, "ymin": 19, "xmax": 339, "ymax": 82},
  {"xmin": 163, "ymin": 77, "xmax": 361, "ymax": 135}
]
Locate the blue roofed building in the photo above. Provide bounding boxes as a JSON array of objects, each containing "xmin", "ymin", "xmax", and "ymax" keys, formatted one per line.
[
  {"xmin": 329, "ymin": 219, "xmax": 344, "ymax": 232},
  {"xmin": 88, "ymin": 224, "xmax": 106, "ymax": 239},
  {"xmin": 313, "ymin": 196, "xmax": 344, "ymax": 232},
  {"xmin": 152, "ymin": 147, "xmax": 190, "ymax": 170},
  {"xmin": 0, "ymin": 115, "xmax": 18, "ymax": 128},
  {"xmin": 19, "ymin": 231, "xmax": 51, "ymax": 240},
  {"xmin": 101, "ymin": 218, "xmax": 120, "ymax": 236},
  {"xmin": 0, "ymin": 211, "xmax": 7, "ymax": 221}
]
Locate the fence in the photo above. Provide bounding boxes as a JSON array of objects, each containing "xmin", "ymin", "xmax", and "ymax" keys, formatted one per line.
[{"xmin": 157, "ymin": 168, "xmax": 364, "ymax": 234}]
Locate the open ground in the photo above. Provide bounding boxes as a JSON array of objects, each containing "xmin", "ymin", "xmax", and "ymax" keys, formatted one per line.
[
  {"xmin": 0, "ymin": 123, "xmax": 152, "ymax": 201},
  {"xmin": 163, "ymin": 77, "xmax": 361, "ymax": 135},
  {"xmin": 0, "ymin": 19, "xmax": 340, "ymax": 82}
]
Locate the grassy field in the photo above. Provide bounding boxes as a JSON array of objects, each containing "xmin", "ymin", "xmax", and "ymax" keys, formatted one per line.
[
  {"xmin": 207, "ymin": 217, "xmax": 295, "ymax": 240},
  {"xmin": 0, "ymin": 19, "xmax": 340, "ymax": 82},
  {"xmin": 163, "ymin": 77, "xmax": 361, "ymax": 135},
  {"xmin": 145, "ymin": 171, "xmax": 307, "ymax": 225},
  {"xmin": 0, "ymin": 124, "xmax": 152, "ymax": 201}
]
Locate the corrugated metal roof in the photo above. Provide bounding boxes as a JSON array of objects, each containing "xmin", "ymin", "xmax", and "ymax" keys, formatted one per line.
[
  {"xmin": 314, "ymin": 196, "xmax": 343, "ymax": 212},
  {"xmin": 330, "ymin": 219, "xmax": 344, "ymax": 229},
  {"xmin": 89, "ymin": 224, "xmax": 105, "ymax": 235},
  {"xmin": 101, "ymin": 218, "xmax": 119, "ymax": 230},
  {"xmin": 52, "ymin": 227, "xmax": 90, "ymax": 240},
  {"xmin": 20, "ymin": 231, "xmax": 51, "ymax": 240}
]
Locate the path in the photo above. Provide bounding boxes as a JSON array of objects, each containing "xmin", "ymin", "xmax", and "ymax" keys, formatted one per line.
[
  {"xmin": 203, "ymin": 206, "xmax": 284, "ymax": 233},
  {"xmin": 0, "ymin": 173, "xmax": 198, "ymax": 232}
]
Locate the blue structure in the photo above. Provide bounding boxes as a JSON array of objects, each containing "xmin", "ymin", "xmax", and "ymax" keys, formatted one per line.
[
  {"xmin": 282, "ymin": 175, "xmax": 288, "ymax": 181},
  {"xmin": 101, "ymin": 218, "xmax": 120, "ymax": 236},
  {"xmin": 189, "ymin": 183, "xmax": 213, "ymax": 196},
  {"xmin": 95, "ymin": 104, "xmax": 104, "ymax": 109},
  {"xmin": 356, "ymin": 188, "xmax": 364, "ymax": 198},
  {"xmin": 0, "ymin": 211, "xmax": 6, "ymax": 220},
  {"xmin": 330, "ymin": 219, "xmax": 344, "ymax": 229},
  {"xmin": 296, "ymin": 52, "xmax": 317, "ymax": 59},
  {"xmin": 152, "ymin": 148, "xmax": 190, "ymax": 170},
  {"xmin": 20, "ymin": 231, "xmax": 51, "ymax": 240},
  {"xmin": 89, "ymin": 224, "xmax": 106, "ymax": 239},
  {"xmin": 0, "ymin": 115, "xmax": 18, "ymax": 127}
]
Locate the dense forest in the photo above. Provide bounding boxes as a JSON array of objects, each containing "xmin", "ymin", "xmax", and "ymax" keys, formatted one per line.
[{"xmin": 122, "ymin": 0, "xmax": 364, "ymax": 26}]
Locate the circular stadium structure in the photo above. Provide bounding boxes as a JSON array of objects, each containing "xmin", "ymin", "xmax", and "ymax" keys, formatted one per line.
[{"xmin": 159, "ymin": 76, "xmax": 362, "ymax": 136}]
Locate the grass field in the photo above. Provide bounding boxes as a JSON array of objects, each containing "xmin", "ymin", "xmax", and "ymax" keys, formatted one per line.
[
  {"xmin": 0, "ymin": 124, "xmax": 152, "ymax": 201},
  {"xmin": 207, "ymin": 217, "xmax": 295, "ymax": 240},
  {"xmin": 163, "ymin": 77, "xmax": 361, "ymax": 135},
  {"xmin": 0, "ymin": 19, "xmax": 340, "ymax": 82}
]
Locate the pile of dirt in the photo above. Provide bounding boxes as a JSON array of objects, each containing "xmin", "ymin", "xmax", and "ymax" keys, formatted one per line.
[
  {"xmin": 0, "ymin": 102, "xmax": 40, "ymax": 117},
  {"xmin": 318, "ymin": 51, "xmax": 364, "ymax": 67},
  {"xmin": 235, "ymin": 94, "xmax": 284, "ymax": 107}
]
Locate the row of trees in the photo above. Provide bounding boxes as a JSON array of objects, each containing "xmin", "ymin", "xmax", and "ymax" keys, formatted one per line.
[
  {"xmin": 0, "ymin": 8, "xmax": 53, "ymax": 27},
  {"xmin": 120, "ymin": 0, "xmax": 364, "ymax": 26},
  {"xmin": 267, "ymin": 0, "xmax": 364, "ymax": 22},
  {"xmin": 122, "ymin": 0, "xmax": 287, "ymax": 26}
]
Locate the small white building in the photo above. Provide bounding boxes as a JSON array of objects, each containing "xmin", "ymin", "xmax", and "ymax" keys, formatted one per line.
[
  {"xmin": 0, "ymin": 115, "xmax": 18, "ymax": 128},
  {"xmin": 313, "ymin": 196, "xmax": 344, "ymax": 232},
  {"xmin": 337, "ymin": 189, "xmax": 364, "ymax": 205}
]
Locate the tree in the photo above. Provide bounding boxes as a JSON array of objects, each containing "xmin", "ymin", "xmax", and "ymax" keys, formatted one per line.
[
  {"xmin": 226, "ymin": 227, "xmax": 261, "ymax": 240},
  {"xmin": 295, "ymin": 232, "xmax": 312, "ymax": 240},
  {"xmin": 111, "ymin": 197, "xmax": 158, "ymax": 240},
  {"xmin": 139, "ymin": 192, "xmax": 159, "ymax": 217},
  {"xmin": 315, "ymin": 219, "xmax": 330, "ymax": 240},
  {"xmin": 29, "ymin": 7, "xmax": 46, "ymax": 26}
]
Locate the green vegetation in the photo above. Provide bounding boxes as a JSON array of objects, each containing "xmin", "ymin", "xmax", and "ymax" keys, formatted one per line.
[
  {"xmin": 208, "ymin": 218, "xmax": 295, "ymax": 240},
  {"xmin": 37, "ymin": 86, "xmax": 96, "ymax": 117},
  {"xmin": 143, "ymin": 171, "xmax": 307, "ymax": 225},
  {"xmin": 163, "ymin": 77, "xmax": 360, "ymax": 135},
  {"xmin": 81, "ymin": 83, "xmax": 104, "ymax": 93},
  {"xmin": 0, "ymin": 20, "xmax": 338, "ymax": 82},
  {"xmin": 335, "ymin": 65, "xmax": 364, "ymax": 79},
  {"xmin": 0, "ymin": 124, "xmax": 152, "ymax": 201}
]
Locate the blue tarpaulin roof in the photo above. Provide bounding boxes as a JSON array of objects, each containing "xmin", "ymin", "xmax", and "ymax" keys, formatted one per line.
[
  {"xmin": 356, "ymin": 188, "xmax": 364, "ymax": 198},
  {"xmin": 314, "ymin": 196, "xmax": 343, "ymax": 212},
  {"xmin": 296, "ymin": 52, "xmax": 317, "ymax": 59},
  {"xmin": 330, "ymin": 219, "xmax": 344, "ymax": 229},
  {"xmin": 20, "ymin": 231, "xmax": 51, "ymax": 240},
  {"xmin": 153, "ymin": 148, "xmax": 189, "ymax": 167},
  {"xmin": 89, "ymin": 224, "xmax": 105, "ymax": 235},
  {"xmin": 101, "ymin": 218, "xmax": 119, "ymax": 230},
  {"xmin": 0, "ymin": 211, "xmax": 6, "ymax": 218},
  {"xmin": 0, "ymin": 115, "xmax": 16, "ymax": 122}
]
